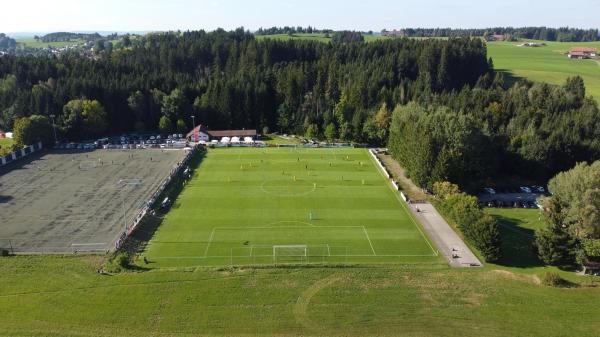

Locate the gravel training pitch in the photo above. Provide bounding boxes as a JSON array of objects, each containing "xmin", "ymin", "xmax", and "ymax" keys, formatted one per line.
[{"xmin": 0, "ymin": 149, "xmax": 187, "ymax": 253}]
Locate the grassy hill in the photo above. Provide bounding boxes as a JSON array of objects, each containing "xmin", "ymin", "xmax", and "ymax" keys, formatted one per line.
[
  {"xmin": 16, "ymin": 37, "xmax": 86, "ymax": 49},
  {"xmin": 487, "ymin": 40, "xmax": 600, "ymax": 100},
  {"xmin": 0, "ymin": 255, "xmax": 599, "ymax": 336}
]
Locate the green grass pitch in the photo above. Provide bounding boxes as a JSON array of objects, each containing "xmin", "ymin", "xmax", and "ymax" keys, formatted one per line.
[{"xmin": 142, "ymin": 147, "xmax": 440, "ymax": 267}]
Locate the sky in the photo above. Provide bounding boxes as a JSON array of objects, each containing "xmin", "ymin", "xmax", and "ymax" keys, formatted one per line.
[{"xmin": 2, "ymin": 0, "xmax": 599, "ymax": 34}]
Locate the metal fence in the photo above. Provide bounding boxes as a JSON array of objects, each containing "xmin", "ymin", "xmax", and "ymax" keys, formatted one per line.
[{"xmin": 0, "ymin": 142, "xmax": 43, "ymax": 167}]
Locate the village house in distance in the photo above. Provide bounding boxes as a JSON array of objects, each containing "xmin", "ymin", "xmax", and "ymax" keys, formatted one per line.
[{"xmin": 568, "ymin": 47, "xmax": 598, "ymax": 59}]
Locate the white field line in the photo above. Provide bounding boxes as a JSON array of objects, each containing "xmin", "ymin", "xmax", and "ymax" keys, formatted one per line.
[
  {"xmin": 214, "ymin": 225, "xmax": 365, "ymax": 230},
  {"xmin": 365, "ymin": 149, "xmax": 439, "ymax": 256},
  {"xmin": 203, "ymin": 227, "xmax": 216, "ymax": 257},
  {"xmin": 361, "ymin": 226, "xmax": 377, "ymax": 256},
  {"xmin": 150, "ymin": 253, "xmax": 438, "ymax": 259}
]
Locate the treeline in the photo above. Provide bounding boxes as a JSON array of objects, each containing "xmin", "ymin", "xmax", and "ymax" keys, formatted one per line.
[
  {"xmin": 0, "ymin": 30, "xmax": 489, "ymax": 143},
  {"xmin": 388, "ymin": 75, "xmax": 600, "ymax": 189},
  {"xmin": 331, "ymin": 31, "xmax": 364, "ymax": 44},
  {"xmin": 38, "ymin": 32, "xmax": 102, "ymax": 42},
  {"xmin": 536, "ymin": 161, "xmax": 600, "ymax": 269},
  {"xmin": 434, "ymin": 182, "xmax": 501, "ymax": 262},
  {"xmin": 395, "ymin": 27, "xmax": 600, "ymax": 42},
  {"xmin": 0, "ymin": 33, "xmax": 17, "ymax": 51},
  {"xmin": 255, "ymin": 26, "xmax": 333, "ymax": 35}
]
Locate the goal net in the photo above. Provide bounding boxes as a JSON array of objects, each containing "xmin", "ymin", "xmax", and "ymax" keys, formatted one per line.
[
  {"xmin": 79, "ymin": 160, "xmax": 97, "ymax": 170},
  {"xmin": 273, "ymin": 245, "xmax": 308, "ymax": 263}
]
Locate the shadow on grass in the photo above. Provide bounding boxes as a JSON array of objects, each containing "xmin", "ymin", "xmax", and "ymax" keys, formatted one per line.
[
  {"xmin": 123, "ymin": 147, "xmax": 207, "ymax": 266},
  {"xmin": 495, "ymin": 69, "xmax": 525, "ymax": 88},
  {"xmin": 493, "ymin": 214, "xmax": 543, "ymax": 269}
]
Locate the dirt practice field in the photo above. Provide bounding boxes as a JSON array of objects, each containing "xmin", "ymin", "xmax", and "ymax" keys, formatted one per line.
[{"xmin": 0, "ymin": 149, "xmax": 186, "ymax": 253}]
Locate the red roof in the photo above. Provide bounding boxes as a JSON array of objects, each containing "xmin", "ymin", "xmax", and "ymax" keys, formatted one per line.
[
  {"xmin": 186, "ymin": 125, "xmax": 257, "ymax": 139},
  {"xmin": 570, "ymin": 47, "xmax": 597, "ymax": 53}
]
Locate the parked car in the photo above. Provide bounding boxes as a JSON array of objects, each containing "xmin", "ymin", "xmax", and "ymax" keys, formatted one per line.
[
  {"xmin": 520, "ymin": 186, "xmax": 532, "ymax": 193},
  {"xmin": 532, "ymin": 185, "xmax": 545, "ymax": 193},
  {"xmin": 484, "ymin": 187, "xmax": 496, "ymax": 194}
]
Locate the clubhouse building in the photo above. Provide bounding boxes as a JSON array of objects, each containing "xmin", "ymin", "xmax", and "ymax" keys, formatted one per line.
[{"xmin": 186, "ymin": 125, "xmax": 257, "ymax": 143}]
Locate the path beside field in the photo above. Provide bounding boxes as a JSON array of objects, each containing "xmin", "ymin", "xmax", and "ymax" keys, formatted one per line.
[
  {"xmin": 409, "ymin": 203, "xmax": 482, "ymax": 267},
  {"xmin": 376, "ymin": 153, "xmax": 481, "ymax": 267}
]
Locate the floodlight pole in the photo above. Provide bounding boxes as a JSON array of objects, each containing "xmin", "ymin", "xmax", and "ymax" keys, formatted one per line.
[
  {"xmin": 49, "ymin": 114, "xmax": 58, "ymax": 144},
  {"xmin": 191, "ymin": 115, "xmax": 196, "ymax": 141}
]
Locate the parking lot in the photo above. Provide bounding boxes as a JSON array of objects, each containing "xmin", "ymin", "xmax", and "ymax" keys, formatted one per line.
[
  {"xmin": 0, "ymin": 148, "xmax": 186, "ymax": 253},
  {"xmin": 55, "ymin": 133, "xmax": 189, "ymax": 151},
  {"xmin": 478, "ymin": 186, "xmax": 548, "ymax": 209}
]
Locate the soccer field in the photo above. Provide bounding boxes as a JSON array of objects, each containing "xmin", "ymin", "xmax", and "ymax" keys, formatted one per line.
[{"xmin": 143, "ymin": 147, "xmax": 440, "ymax": 267}]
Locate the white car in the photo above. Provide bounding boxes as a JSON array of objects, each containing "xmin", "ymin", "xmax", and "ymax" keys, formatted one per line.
[
  {"xmin": 484, "ymin": 187, "xmax": 496, "ymax": 195},
  {"xmin": 532, "ymin": 185, "xmax": 545, "ymax": 193},
  {"xmin": 520, "ymin": 186, "xmax": 532, "ymax": 193}
]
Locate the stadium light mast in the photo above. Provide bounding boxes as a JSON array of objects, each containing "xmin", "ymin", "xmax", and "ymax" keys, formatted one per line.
[{"xmin": 49, "ymin": 114, "xmax": 58, "ymax": 144}]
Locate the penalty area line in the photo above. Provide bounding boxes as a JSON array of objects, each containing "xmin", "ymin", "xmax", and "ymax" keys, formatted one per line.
[{"xmin": 362, "ymin": 226, "xmax": 377, "ymax": 256}]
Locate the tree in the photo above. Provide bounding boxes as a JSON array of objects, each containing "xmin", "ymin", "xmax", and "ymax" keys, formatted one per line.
[
  {"xmin": 546, "ymin": 161, "xmax": 600, "ymax": 240},
  {"xmin": 324, "ymin": 123, "xmax": 337, "ymax": 142},
  {"xmin": 564, "ymin": 76, "xmax": 585, "ymax": 100},
  {"xmin": 159, "ymin": 116, "xmax": 173, "ymax": 135},
  {"xmin": 63, "ymin": 99, "xmax": 107, "ymax": 139},
  {"xmin": 128, "ymin": 91, "xmax": 146, "ymax": 132},
  {"xmin": 433, "ymin": 181, "xmax": 460, "ymax": 200},
  {"xmin": 81, "ymin": 100, "xmax": 108, "ymax": 138},
  {"xmin": 161, "ymin": 88, "xmax": 186, "ymax": 121},
  {"xmin": 536, "ymin": 222, "xmax": 578, "ymax": 267},
  {"xmin": 305, "ymin": 124, "xmax": 319, "ymax": 139},
  {"xmin": 13, "ymin": 115, "xmax": 54, "ymax": 147},
  {"xmin": 374, "ymin": 103, "xmax": 391, "ymax": 141},
  {"xmin": 176, "ymin": 119, "xmax": 187, "ymax": 134}
]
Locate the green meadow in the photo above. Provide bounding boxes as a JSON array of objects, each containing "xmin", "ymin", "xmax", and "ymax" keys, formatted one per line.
[
  {"xmin": 1, "ymin": 255, "xmax": 599, "ymax": 337},
  {"xmin": 16, "ymin": 37, "xmax": 86, "ymax": 49},
  {"xmin": 487, "ymin": 40, "xmax": 600, "ymax": 99},
  {"xmin": 142, "ymin": 147, "xmax": 439, "ymax": 267}
]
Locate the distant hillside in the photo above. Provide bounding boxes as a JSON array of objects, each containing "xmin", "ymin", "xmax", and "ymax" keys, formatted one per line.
[{"xmin": 40, "ymin": 32, "xmax": 102, "ymax": 42}]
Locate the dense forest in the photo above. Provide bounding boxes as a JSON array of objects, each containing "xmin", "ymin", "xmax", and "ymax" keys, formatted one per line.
[
  {"xmin": 255, "ymin": 26, "xmax": 333, "ymax": 35},
  {"xmin": 1, "ymin": 29, "xmax": 599, "ymax": 188},
  {"xmin": 393, "ymin": 27, "xmax": 600, "ymax": 42},
  {"xmin": 0, "ymin": 29, "xmax": 489, "ymax": 139}
]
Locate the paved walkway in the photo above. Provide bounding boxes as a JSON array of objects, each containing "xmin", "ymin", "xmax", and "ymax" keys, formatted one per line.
[{"xmin": 410, "ymin": 203, "xmax": 482, "ymax": 267}]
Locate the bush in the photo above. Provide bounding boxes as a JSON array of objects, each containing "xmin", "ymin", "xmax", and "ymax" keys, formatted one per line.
[
  {"xmin": 435, "ymin": 182, "xmax": 502, "ymax": 262},
  {"xmin": 0, "ymin": 249, "xmax": 9, "ymax": 257},
  {"xmin": 104, "ymin": 252, "xmax": 131, "ymax": 273},
  {"xmin": 542, "ymin": 272, "xmax": 569, "ymax": 287}
]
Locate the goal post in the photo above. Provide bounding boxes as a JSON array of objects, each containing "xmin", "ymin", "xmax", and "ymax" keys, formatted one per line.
[
  {"xmin": 271, "ymin": 244, "xmax": 331, "ymax": 263},
  {"xmin": 273, "ymin": 245, "xmax": 307, "ymax": 263},
  {"xmin": 79, "ymin": 160, "xmax": 97, "ymax": 170}
]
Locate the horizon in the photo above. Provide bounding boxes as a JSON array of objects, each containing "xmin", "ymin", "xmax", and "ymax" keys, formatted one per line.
[{"xmin": 1, "ymin": 0, "xmax": 599, "ymax": 34}]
